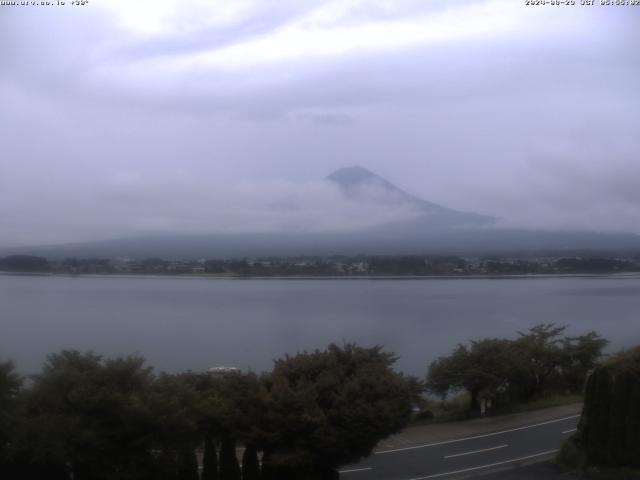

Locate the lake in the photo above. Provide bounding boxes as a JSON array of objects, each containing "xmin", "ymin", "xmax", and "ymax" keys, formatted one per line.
[{"xmin": 2, "ymin": 274, "xmax": 639, "ymax": 376}]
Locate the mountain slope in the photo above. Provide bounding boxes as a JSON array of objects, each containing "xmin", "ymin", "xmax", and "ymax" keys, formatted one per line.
[{"xmin": 326, "ymin": 166, "xmax": 496, "ymax": 227}]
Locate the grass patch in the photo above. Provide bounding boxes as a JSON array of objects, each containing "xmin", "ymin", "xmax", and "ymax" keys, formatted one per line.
[
  {"xmin": 496, "ymin": 393, "xmax": 583, "ymax": 415},
  {"xmin": 556, "ymin": 433, "xmax": 587, "ymax": 470},
  {"xmin": 410, "ymin": 392, "xmax": 583, "ymax": 426}
]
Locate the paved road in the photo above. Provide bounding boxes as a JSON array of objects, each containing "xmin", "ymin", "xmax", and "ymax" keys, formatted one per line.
[{"xmin": 339, "ymin": 414, "xmax": 579, "ymax": 480}]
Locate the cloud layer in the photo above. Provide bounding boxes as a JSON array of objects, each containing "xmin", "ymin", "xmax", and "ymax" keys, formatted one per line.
[{"xmin": 1, "ymin": 0, "xmax": 639, "ymax": 246}]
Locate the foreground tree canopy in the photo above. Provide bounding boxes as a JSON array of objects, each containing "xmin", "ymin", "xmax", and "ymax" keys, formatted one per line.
[
  {"xmin": 259, "ymin": 345, "xmax": 418, "ymax": 478},
  {"xmin": 426, "ymin": 324, "xmax": 608, "ymax": 413},
  {"xmin": 0, "ymin": 344, "xmax": 421, "ymax": 480},
  {"xmin": 560, "ymin": 346, "xmax": 640, "ymax": 470}
]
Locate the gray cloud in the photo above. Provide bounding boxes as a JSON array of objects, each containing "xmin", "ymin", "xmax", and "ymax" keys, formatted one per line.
[
  {"xmin": 1, "ymin": 1, "xmax": 639, "ymax": 247},
  {"xmin": 0, "ymin": 174, "xmax": 424, "ymax": 246}
]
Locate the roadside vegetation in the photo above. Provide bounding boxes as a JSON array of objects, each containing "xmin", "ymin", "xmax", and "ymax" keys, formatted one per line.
[
  {"xmin": 0, "ymin": 326, "xmax": 617, "ymax": 478},
  {"xmin": 424, "ymin": 324, "xmax": 607, "ymax": 417},
  {"xmin": 413, "ymin": 392, "xmax": 584, "ymax": 426},
  {"xmin": 0, "ymin": 344, "xmax": 421, "ymax": 480},
  {"xmin": 557, "ymin": 346, "xmax": 640, "ymax": 477}
]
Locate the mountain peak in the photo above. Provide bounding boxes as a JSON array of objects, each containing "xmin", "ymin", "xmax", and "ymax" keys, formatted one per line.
[{"xmin": 325, "ymin": 166, "xmax": 380, "ymax": 186}]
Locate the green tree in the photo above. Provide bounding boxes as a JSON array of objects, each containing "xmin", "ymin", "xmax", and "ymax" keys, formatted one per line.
[
  {"xmin": 177, "ymin": 447, "xmax": 199, "ymax": 480},
  {"xmin": 582, "ymin": 366, "xmax": 613, "ymax": 465},
  {"xmin": 512, "ymin": 324, "xmax": 567, "ymax": 400},
  {"xmin": 0, "ymin": 361, "xmax": 22, "ymax": 477},
  {"xmin": 425, "ymin": 345, "xmax": 468, "ymax": 400},
  {"xmin": 219, "ymin": 435, "xmax": 241, "ymax": 480},
  {"xmin": 187, "ymin": 370, "xmax": 261, "ymax": 480},
  {"xmin": 20, "ymin": 351, "xmax": 157, "ymax": 480},
  {"xmin": 259, "ymin": 343, "xmax": 418, "ymax": 478},
  {"xmin": 241, "ymin": 444, "xmax": 260, "ymax": 480},
  {"xmin": 561, "ymin": 331, "xmax": 608, "ymax": 392},
  {"xmin": 146, "ymin": 372, "xmax": 203, "ymax": 480},
  {"xmin": 427, "ymin": 339, "xmax": 520, "ymax": 412},
  {"xmin": 201, "ymin": 434, "xmax": 218, "ymax": 480},
  {"xmin": 569, "ymin": 347, "xmax": 640, "ymax": 468},
  {"xmin": 153, "ymin": 449, "xmax": 178, "ymax": 480},
  {"xmin": 427, "ymin": 324, "xmax": 606, "ymax": 413}
]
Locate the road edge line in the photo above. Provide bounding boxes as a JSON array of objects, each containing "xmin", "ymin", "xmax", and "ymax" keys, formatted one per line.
[{"xmin": 375, "ymin": 415, "xmax": 579, "ymax": 454}]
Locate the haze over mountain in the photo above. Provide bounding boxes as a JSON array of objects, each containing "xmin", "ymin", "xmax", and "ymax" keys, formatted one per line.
[
  {"xmin": 326, "ymin": 166, "xmax": 495, "ymax": 227},
  {"xmin": 3, "ymin": 167, "xmax": 639, "ymax": 260}
]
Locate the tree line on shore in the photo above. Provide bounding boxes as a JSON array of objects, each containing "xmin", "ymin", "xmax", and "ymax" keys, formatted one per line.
[
  {"xmin": 426, "ymin": 324, "xmax": 608, "ymax": 414},
  {"xmin": 0, "ymin": 344, "xmax": 421, "ymax": 480},
  {"xmin": 2, "ymin": 253, "xmax": 639, "ymax": 276}
]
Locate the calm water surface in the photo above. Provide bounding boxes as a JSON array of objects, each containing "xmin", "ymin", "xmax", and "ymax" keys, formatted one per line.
[{"xmin": 2, "ymin": 274, "xmax": 639, "ymax": 375}]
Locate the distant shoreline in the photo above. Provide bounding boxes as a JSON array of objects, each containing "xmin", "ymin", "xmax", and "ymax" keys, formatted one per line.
[{"xmin": 2, "ymin": 271, "xmax": 640, "ymax": 280}]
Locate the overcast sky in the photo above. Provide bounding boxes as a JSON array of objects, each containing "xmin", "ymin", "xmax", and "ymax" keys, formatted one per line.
[{"xmin": 1, "ymin": 0, "xmax": 639, "ymax": 247}]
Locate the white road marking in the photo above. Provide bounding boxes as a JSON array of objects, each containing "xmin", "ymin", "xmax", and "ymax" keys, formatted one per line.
[
  {"xmin": 408, "ymin": 449, "xmax": 558, "ymax": 479},
  {"xmin": 443, "ymin": 444, "xmax": 508, "ymax": 459},
  {"xmin": 339, "ymin": 467, "xmax": 373, "ymax": 474},
  {"xmin": 375, "ymin": 415, "xmax": 580, "ymax": 455},
  {"xmin": 562, "ymin": 428, "xmax": 577, "ymax": 434}
]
